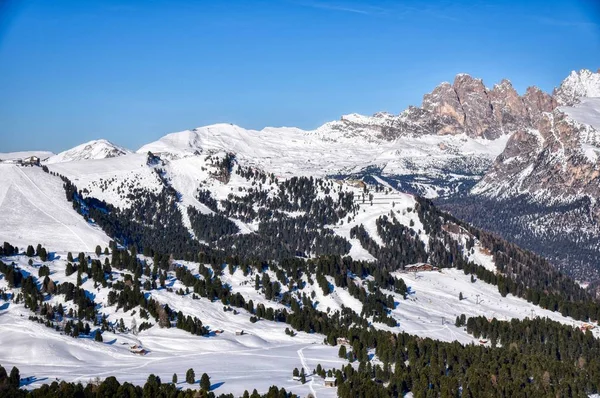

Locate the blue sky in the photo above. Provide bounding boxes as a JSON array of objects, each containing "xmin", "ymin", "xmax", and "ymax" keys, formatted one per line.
[{"xmin": 1, "ymin": 0, "xmax": 599, "ymax": 152}]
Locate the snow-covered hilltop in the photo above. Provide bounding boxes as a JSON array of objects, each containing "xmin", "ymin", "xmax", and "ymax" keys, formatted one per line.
[{"xmin": 46, "ymin": 139, "xmax": 130, "ymax": 164}]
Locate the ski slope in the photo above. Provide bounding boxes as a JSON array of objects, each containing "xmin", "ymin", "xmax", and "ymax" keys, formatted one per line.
[{"xmin": 0, "ymin": 164, "xmax": 110, "ymax": 252}]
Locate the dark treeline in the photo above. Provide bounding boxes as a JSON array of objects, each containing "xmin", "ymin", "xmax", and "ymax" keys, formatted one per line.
[
  {"xmin": 439, "ymin": 194, "xmax": 600, "ymax": 286},
  {"xmin": 0, "ymin": 365, "xmax": 293, "ymax": 398}
]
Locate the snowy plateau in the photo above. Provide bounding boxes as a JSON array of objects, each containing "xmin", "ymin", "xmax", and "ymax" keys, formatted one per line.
[{"xmin": 1, "ymin": 69, "xmax": 600, "ymax": 397}]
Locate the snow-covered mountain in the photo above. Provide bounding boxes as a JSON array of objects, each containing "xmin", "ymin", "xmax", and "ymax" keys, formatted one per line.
[
  {"xmin": 3, "ymin": 70, "xmax": 600, "ymax": 396},
  {"xmin": 46, "ymin": 139, "xmax": 130, "ymax": 164},
  {"xmin": 554, "ymin": 68, "xmax": 600, "ymax": 106},
  {"xmin": 7, "ymin": 69, "xmax": 600, "ymax": 284},
  {"xmin": 441, "ymin": 69, "xmax": 600, "ymax": 284}
]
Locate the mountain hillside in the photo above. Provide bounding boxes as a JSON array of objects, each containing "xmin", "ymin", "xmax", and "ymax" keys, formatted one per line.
[
  {"xmin": 442, "ymin": 69, "xmax": 600, "ymax": 286},
  {"xmin": 3, "ymin": 147, "xmax": 600, "ymax": 396},
  {"xmin": 46, "ymin": 139, "xmax": 130, "ymax": 164}
]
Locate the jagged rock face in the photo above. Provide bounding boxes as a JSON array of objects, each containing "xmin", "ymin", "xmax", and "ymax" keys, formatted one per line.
[
  {"xmin": 489, "ymin": 79, "xmax": 529, "ymax": 133},
  {"xmin": 473, "ymin": 108, "xmax": 600, "ymax": 200},
  {"xmin": 453, "ymin": 74, "xmax": 500, "ymax": 139},
  {"xmin": 522, "ymin": 86, "xmax": 557, "ymax": 124},
  {"xmin": 366, "ymin": 74, "xmax": 558, "ymax": 140},
  {"xmin": 421, "ymin": 82, "xmax": 466, "ymax": 135}
]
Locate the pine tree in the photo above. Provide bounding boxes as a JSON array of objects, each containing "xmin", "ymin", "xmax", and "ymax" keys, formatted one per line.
[
  {"xmin": 67, "ymin": 252, "xmax": 73, "ymax": 262},
  {"xmin": 185, "ymin": 368, "xmax": 195, "ymax": 384},
  {"xmin": 459, "ymin": 292, "xmax": 464, "ymax": 301},
  {"xmin": 39, "ymin": 247, "xmax": 47, "ymax": 262},
  {"xmin": 172, "ymin": 373, "xmax": 177, "ymax": 384},
  {"xmin": 95, "ymin": 245, "xmax": 102, "ymax": 257},
  {"xmin": 26, "ymin": 245, "xmax": 34, "ymax": 257},
  {"xmin": 200, "ymin": 373, "xmax": 210, "ymax": 391},
  {"xmin": 0, "ymin": 364, "xmax": 7, "ymax": 385},
  {"xmin": 338, "ymin": 345, "xmax": 347, "ymax": 358},
  {"xmin": 9, "ymin": 366, "xmax": 20, "ymax": 388},
  {"xmin": 94, "ymin": 331, "xmax": 103, "ymax": 342}
]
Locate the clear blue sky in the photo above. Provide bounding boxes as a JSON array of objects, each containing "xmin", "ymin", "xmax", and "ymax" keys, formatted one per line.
[{"xmin": 1, "ymin": 0, "xmax": 599, "ymax": 152}]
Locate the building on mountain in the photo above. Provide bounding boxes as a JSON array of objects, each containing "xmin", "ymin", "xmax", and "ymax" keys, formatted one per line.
[
  {"xmin": 404, "ymin": 263, "xmax": 438, "ymax": 272},
  {"xmin": 21, "ymin": 156, "xmax": 40, "ymax": 166},
  {"xmin": 324, "ymin": 377, "xmax": 336, "ymax": 387}
]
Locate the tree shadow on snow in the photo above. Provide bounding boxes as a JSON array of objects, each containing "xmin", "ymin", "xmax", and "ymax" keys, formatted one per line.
[
  {"xmin": 210, "ymin": 382, "xmax": 225, "ymax": 391},
  {"xmin": 104, "ymin": 338, "xmax": 117, "ymax": 345},
  {"xmin": 20, "ymin": 376, "xmax": 47, "ymax": 387},
  {"xmin": 0, "ymin": 302, "xmax": 9, "ymax": 311}
]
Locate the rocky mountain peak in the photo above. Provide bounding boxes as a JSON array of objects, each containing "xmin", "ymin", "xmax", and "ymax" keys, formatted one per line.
[
  {"xmin": 553, "ymin": 69, "xmax": 600, "ymax": 106},
  {"xmin": 522, "ymin": 86, "xmax": 557, "ymax": 124}
]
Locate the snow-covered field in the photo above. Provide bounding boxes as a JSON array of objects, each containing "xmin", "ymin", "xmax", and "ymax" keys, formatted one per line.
[{"xmin": 0, "ymin": 164, "xmax": 110, "ymax": 252}]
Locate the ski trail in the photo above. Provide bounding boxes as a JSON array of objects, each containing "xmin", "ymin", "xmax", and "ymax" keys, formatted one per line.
[
  {"xmin": 13, "ymin": 167, "xmax": 91, "ymax": 251},
  {"xmin": 297, "ymin": 345, "xmax": 317, "ymax": 398}
]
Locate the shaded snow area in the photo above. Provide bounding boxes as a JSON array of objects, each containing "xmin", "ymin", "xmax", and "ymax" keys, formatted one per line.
[
  {"xmin": 0, "ymin": 165, "xmax": 110, "ymax": 252},
  {"xmin": 561, "ymin": 98, "xmax": 600, "ymax": 130}
]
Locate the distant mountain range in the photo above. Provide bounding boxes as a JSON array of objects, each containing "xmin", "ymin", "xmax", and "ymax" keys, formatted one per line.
[{"xmin": 3, "ymin": 68, "xmax": 599, "ymax": 286}]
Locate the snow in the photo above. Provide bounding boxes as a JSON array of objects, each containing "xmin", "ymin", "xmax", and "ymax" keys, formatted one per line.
[
  {"xmin": 386, "ymin": 268, "xmax": 600, "ymax": 344},
  {"xmin": 0, "ymin": 252, "xmax": 344, "ymax": 397},
  {"xmin": 2, "ymin": 250, "xmax": 596, "ymax": 395},
  {"xmin": 47, "ymin": 153, "xmax": 163, "ymax": 210},
  {"xmin": 136, "ymin": 121, "xmax": 509, "ymax": 198},
  {"xmin": 0, "ymin": 151, "xmax": 54, "ymax": 161},
  {"xmin": 46, "ymin": 139, "xmax": 131, "ymax": 164},
  {"xmin": 0, "ymin": 164, "xmax": 110, "ymax": 252},
  {"xmin": 555, "ymin": 69, "xmax": 600, "ymax": 105},
  {"xmin": 561, "ymin": 98, "xmax": 600, "ymax": 130}
]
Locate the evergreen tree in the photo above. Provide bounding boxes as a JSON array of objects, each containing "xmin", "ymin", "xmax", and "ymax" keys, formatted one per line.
[
  {"xmin": 185, "ymin": 368, "xmax": 195, "ymax": 384},
  {"xmin": 9, "ymin": 366, "xmax": 20, "ymax": 388},
  {"xmin": 26, "ymin": 245, "xmax": 34, "ymax": 257},
  {"xmin": 172, "ymin": 373, "xmax": 177, "ymax": 384},
  {"xmin": 200, "ymin": 373, "xmax": 211, "ymax": 391},
  {"xmin": 338, "ymin": 345, "xmax": 347, "ymax": 359},
  {"xmin": 95, "ymin": 245, "xmax": 102, "ymax": 257}
]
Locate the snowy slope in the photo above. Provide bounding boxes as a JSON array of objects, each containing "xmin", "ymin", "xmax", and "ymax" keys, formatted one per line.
[
  {"xmin": 46, "ymin": 139, "xmax": 131, "ymax": 164},
  {"xmin": 138, "ymin": 123, "xmax": 508, "ymax": 198},
  {"xmin": 48, "ymin": 153, "xmax": 163, "ymax": 210},
  {"xmin": 561, "ymin": 98, "xmax": 600, "ymax": 130},
  {"xmin": 0, "ymin": 253, "xmax": 341, "ymax": 397},
  {"xmin": 0, "ymin": 164, "xmax": 111, "ymax": 252},
  {"xmin": 1, "ymin": 248, "xmax": 598, "ymax": 396},
  {"xmin": 0, "ymin": 151, "xmax": 53, "ymax": 161}
]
